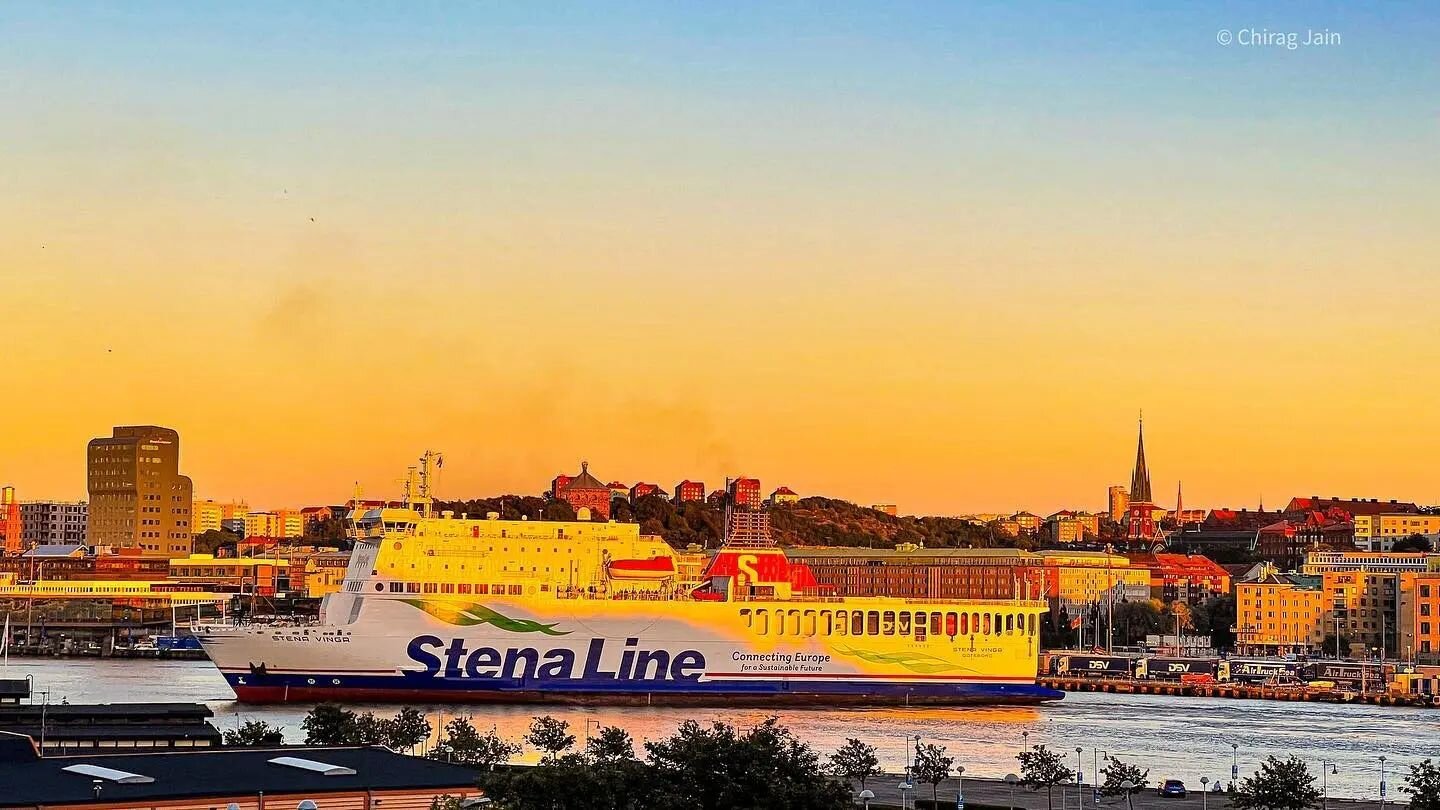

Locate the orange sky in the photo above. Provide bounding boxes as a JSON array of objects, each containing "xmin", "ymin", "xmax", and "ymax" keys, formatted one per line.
[{"xmin": 2, "ymin": 5, "xmax": 1437, "ymax": 515}]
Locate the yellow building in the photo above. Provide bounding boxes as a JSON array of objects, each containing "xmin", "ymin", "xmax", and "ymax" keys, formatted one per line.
[
  {"xmin": 1045, "ymin": 512, "xmax": 1101, "ymax": 544},
  {"xmin": 1323, "ymin": 569, "xmax": 1411, "ymax": 653},
  {"xmin": 243, "ymin": 509, "xmax": 304, "ymax": 539},
  {"xmin": 1107, "ymin": 486, "xmax": 1129, "ymax": 523},
  {"xmin": 1011, "ymin": 512, "xmax": 1043, "ymax": 534},
  {"xmin": 1353, "ymin": 514, "xmax": 1440, "ymax": 552},
  {"xmin": 1235, "ymin": 567, "xmax": 1325, "ymax": 656},
  {"xmin": 169, "ymin": 554, "xmax": 291, "ymax": 595},
  {"xmin": 300, "ymin": 550, "xmax": 352, "ymax": 598},
  {"xmin": 192, "ymin": 499, "xmax": 250, "ymax": 535},
  {"xmin": 1038, "ymin": 551, "xmax": 1150, "ymax": 610}
]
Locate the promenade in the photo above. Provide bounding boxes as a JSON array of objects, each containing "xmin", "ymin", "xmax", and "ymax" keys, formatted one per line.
[{"xmin": 856, "ymin": 775, "xmax": 1399, "ymax": 810}]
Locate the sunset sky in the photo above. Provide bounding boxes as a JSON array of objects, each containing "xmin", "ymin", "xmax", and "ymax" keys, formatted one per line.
[{"xmin": 2, "ymin": 3, "xmax": 1437, "ymax": 515}]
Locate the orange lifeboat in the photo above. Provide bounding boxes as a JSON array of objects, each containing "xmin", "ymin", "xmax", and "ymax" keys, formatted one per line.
[{"xmin": 607, "ymin": 556, "xmax": 675, "ymax": 581}]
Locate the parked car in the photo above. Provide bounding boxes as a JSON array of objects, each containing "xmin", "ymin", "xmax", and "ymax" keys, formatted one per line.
[{"xmin": 1158, "ymin": 780, "xmax": 1188, "ymax": 798}]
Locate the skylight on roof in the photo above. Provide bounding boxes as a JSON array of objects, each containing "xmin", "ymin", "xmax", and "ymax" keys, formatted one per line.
[
  {"xmin": 63, "ymin": 763, "xmax": 155, "ymax": 783},
  {"xmin": 267, "ymin": 756, "xmax": 357, "ymax": 776}
]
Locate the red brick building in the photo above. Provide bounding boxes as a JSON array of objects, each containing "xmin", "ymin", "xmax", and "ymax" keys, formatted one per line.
[
  {"xmin": 674, "ymin": 480, "xmax": 705, "ymax": 503},
  {"xmin": 630, "ymin": 482, "xmax": 661, "ymax": 501},
  {"xmin": 549, "ymin": 474, "xmax": 573, "ymax": 498},
  {"xmin": 558, "ymin": 462, "xmax": 611, "ymax": 520},
  {"xmin": 1128, "ymin": 552, "xmax": 1232, "ymax": 605},
  {"xmin": 729, "ymin": 478, "xmax": 762, "ymax": 510},
  {"xmin": 0, "ymin": 487, "xmax": 21, "ymax": 556}
]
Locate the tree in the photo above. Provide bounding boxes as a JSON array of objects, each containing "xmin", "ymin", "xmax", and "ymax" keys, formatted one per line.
[
  {"xmin": 302, "ymin": 703, "xmax": 360, "ymax": 745},
  {"xmin": 586, "ymin": 725, "xmax": 636, "ymax": 762},
  {"xmin": 429, "ymin": 717, "xmax": 520, "ymax": 769},
  {"xmin": 828, "ymin": 738, "xmax": 882, "ymax": 791},
  {"xmin": 1018, "ymin": 744, "xmax": 1075, "ymax": 810},
  {"xmin": 429, "ymin": 796, "xmax": 463, "ymax": 810},
  {"xmin": 223, "ymin": 719, "xmax": 285, "ymax": 747},
  {"xmin": 192, "ymin": 528, "xmax": 240, "ymax": 556},
  {"xmin": 1100, "ymin": 756, "xmax": 1149, "ymax": 797},
  {"xmin": 1394, "ymin": 534, "xmax": 1434, "ymax": 553},
  {"xmin": 386, "ymin": 707, "xmax": 432, "ymax": 752},
  {"xmin": 1404, "ymin": 759, "xmax": 1440, "ymax": 810},
  {"xmin": 527, "ymin": 715, "xmax": 576, "ymax": 761},
  {"xmin": 912, "ymin": 742, "xmax": 954, "ymax": 807},
  {"xmin": 1233, "ymin": 755, "xmax": 1321, "ymax": 810}
]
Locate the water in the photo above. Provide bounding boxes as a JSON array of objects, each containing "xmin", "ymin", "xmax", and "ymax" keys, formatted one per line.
[{"xmin": 6, "ymin": 658, "xmax": 1434, "ymax": 800}]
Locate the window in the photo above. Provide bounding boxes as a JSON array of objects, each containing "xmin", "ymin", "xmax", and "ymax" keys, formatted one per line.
[
  {"xmin": 898, "ymin": 612, "xmax": 911, "ymax": 636},
  {"xmin": 852, "ymin": 612, "xmax": 865, "ymax": 636},
  {"xmin": 788, "ymin": 610, "xmax": 802, "ymax": 636},
  {"xmin": 741, "ymin": 608, "xmax": 752, "ymax": 629},
  {"xmin": 960, "ymin": 613, "xmax": 970, "ymax": 635},
  {"xmin": 915, "ymin": 614, "xmax": 927, "ymax": 642},
  {"xmin": 803, "ymin": 610, "xmax": 817, "ymax": 637},
  {"xmin": 756, "ymin": 610, "xmax": 769, "ymax": 635},
  {"xmin": 945, "ymin": 612, "xmax": 957, "ymax": 637},
  {"xmin": 835, "ymin": 610, "xmax": 848, "ymax": 636},
  {"xmin": 822, "ymin": 611, "xmax": 833, "ymax": 636},
  {"xmin": 867, "ymin": 611, "xmax": 880, "ymax": 636}
]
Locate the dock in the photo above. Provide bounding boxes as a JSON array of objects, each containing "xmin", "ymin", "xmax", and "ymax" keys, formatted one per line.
[{"xmin": 1041, "ymin": 676, "xmax": 1440, "ymax": 708}]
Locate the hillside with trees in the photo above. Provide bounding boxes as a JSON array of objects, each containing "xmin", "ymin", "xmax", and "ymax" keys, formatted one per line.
[{"xmin": 436, "ymin": 494, "xmax": 1022, "ymax": 550}]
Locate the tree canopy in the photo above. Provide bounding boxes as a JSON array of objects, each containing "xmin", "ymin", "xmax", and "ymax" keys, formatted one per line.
[
  {"xmin": 1233, "ymin": 755, "xmax": 1321, "ymax": 810},
  {"xmin": 1018, "ymin": 744, "xmax": 1075, "ymax": 810},
  {"xmin": 222, "ymin": 720, "xmax": 284, "ymax": 747},
  {"xmin": 1404, "ymin": 759, "xmax": 1440, "ymax": 810}
]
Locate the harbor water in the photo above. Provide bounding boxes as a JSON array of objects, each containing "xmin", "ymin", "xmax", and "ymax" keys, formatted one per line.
[{"xmin": 7, "ymin": 658, "xmax": 1435, "ymax": 800}]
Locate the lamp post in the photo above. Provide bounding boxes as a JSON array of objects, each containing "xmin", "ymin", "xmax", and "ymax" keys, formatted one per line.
[
  {"xmin": 859, "ymin": 789, "xmax": 874, "ymax": 810},
  {"xmin": 1076, "ymin": 747, "xmax": 1084, "ymax": 791},
  {"xmin": 957, "ymin": 765, "xmax": 966, "ymax": 810},
  {"xmin": 1200, "ymin": 777, "xmax": 1210, "ymax": 810},
  {"xmin": 1005, "ymin": 773, "xmax": 1020, "ymax": 810},
  {"xmin": 1093, "ymin": 750, "xmax": 1108, "ymax": 807},
  {"xmin": 1320, "ymin": 761, "xmax": 1338, "ymax": 810},
  {"xmin": 1061, "ymin": 776, "xmax": 1071, "ymax": 810},
  {"xmin": 901, "ymin": 733, "xmax": 921, "ymax": 810},
  {"xmin": 1231, "ymin": 742, "xmax": 1239, "ymax": 789},
  {"xmin": 1380, "ymin": 755, "xmax": 1388, "ymax": 810},
  {"xmin": 899, "ymin": 779, "xmax": 914, "ymax": 810}
]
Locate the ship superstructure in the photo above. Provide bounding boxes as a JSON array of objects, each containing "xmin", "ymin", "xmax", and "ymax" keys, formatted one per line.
[{"xmin": 197, "ymin": 457, "xmax": 1062, "ymax": 705}]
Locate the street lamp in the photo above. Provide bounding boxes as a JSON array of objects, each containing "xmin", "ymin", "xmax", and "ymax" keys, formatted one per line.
[
  {"xmin": 1231, "ymin": 742, "xmax": 1239, "ymax": 788},
  {"xmin": 858, "ymin": 789, "xmax": 875, "ymax": 810},
  {"xmin": 1321, "ymin": 761, "xmax": 1338, "ymax": 810},
  {"xmin": 957, "ymin": 765, "xmax": 966, "ymax": 810},
  {"xmin": 899, "ymin": 779, "xmax": 914, "ymax": 810},
  {"xmin": 1005, "ymin": 773, "xmax": 1020, "ymax": 810},
  {"xmin": 1200, "ymin": 777, "xmax": 1210, "ymax": 810},
  {"xmin": 1060, "ymin": 776, "xmax": 1072, "ymax": 810},
  {"xmin": 1076, "ymin": 747, "xmax": 1084, "ymax": 788},
  {"xmin": 1093, "ymin": 750, "xmax": 1108, "ymax": 807},
  {"xmin": 1380, "ymin": 755, "xmax": 1388, "ymax": 810}
]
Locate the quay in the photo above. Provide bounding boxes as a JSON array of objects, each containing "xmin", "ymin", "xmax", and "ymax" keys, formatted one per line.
[
  {"xmin": 858, "ymin": 774, "xmax": 1399, "ymax": 809},
  {"xmin": 1041, "ymin": 676, "xmax": 1440, "ymax": 709}
]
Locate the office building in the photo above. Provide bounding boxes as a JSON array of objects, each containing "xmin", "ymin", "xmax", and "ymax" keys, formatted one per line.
[
  {"xmin": 191, "ymin": 499, "xmax": 249, "ymax": 536},
  {"xmin": 86, "ymin": 426, "xmax": 193, "ymax": 557}
]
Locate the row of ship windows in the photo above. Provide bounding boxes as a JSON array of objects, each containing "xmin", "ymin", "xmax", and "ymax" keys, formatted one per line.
[
  {"xmin": 739, "ymin": 608, "xmax": 1038, "ymax": 640},
  {"xmin": 375, "ymin": 582, "xmax": 528, "ymax": 596}
]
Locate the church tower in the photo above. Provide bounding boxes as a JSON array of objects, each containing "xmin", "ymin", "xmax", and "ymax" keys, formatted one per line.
[{"xmin": 1126, "ymin": 416, "xmax": 1157, "ymax": 542}]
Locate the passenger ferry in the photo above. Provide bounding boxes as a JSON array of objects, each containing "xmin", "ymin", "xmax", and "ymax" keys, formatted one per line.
[{"xmin": 197, "ymin": 457, "xmax": 1062, "ymax": 705}]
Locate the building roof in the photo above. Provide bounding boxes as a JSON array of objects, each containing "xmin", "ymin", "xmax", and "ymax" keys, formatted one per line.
[
  {"xmin": 0, "ymin": 737, "xmax": 478, "ymax": 807},
  {"xmin": 772, "ymin": 487, "xmax": 797, "ymax": 496},
  {"xmin": 20, "ymin": 545, "xmax": 88, "ymax": 558},
  {"xmin": 1130, "ymin": 418, "xmax": 1153, "ymax": 503},
  {"xmin": 561, "ymin": 462, "xmax": 608, "ymax": 492},
  {"xmin": 1285, "ymin": 496, "xmax": 1420, "ymax": 516}
]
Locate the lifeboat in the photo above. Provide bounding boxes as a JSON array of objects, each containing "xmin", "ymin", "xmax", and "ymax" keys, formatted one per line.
[{"xmin": 607, "ymin": 556, "xmax": 675, "ymax": 581}]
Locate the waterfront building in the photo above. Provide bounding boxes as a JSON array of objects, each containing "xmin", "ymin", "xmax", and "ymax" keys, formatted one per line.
[
  {"xmin": 18, "ymin": 501, "xmax": 87, "ymax": 546},
  {"xmin": 1107, "ymin": 485, "xmax": 1129, "ymax": 523},
  {"xmin": 1124, "ymin": 419, "xmax": 1158, "ymax": 543},
  {"xmin": 1234, "ymin": 566, "xmax": 1325, "ymax": 656},
  {"xmin": 729, "ymin": 477, "xmax": 763, "ymax": 510},
  {"xmin": 555, "ymin": 462, "xmax": 611, "ymax": 519},
  {"xmin": 0, "ymin": 580, "xmax": 224, "ymax": 647},
  {"xmin": 86, "ymin": 426, "xmax": 193, "ymax": 557},
  {"xmin": 0, "ymin": 683, "xmax": 221, "ymax": 754},
  {"xmin": 1324, "ymin": 569, "xmax": 1405, "ymax": 655},
  {"xmin": 1126, "ymin": 553, "xmax": 1232, "ymax": 605},
  {"xmin": 1398, "ymin": 571, "xmax": 1440, "ymax": 663},
  {"xmin": 1354, "ymin": 513, "xmax": 1440, "ymax": 552},
  {"xmin": 784, "ymin": 546, "xmax": 1043, "ymax": 601},
  {"xmin": 301, "ymin": 549, "xmax": 352, "ymax": 598},
  {"xmin": 0, "ymin": 734, "xmax": 483, "ymax": 810},
  {"xmin": 0, "ymin": 487, "xmax": 19, "ymax": 556},
  {"xmin": 169, "ymin": 554, "xmax": 290, "ymax": 595},
  {"xmin": 769, "ymin": 486, "xmax": 799, "ymax": 505},
  {"xmin": 673, "ymin": 479, "xmax": 705, "ymax": 503},
  {"xmin": 191, "ymin": 499, "xmax": 249, "ymax": 536},
  {"xmin": 1037, "ymin": 550, "xmax": 1151, "ymax": 612},
  {"xmin": 0, "ymin": 549, "xmax": 169, "ymax": 583}
]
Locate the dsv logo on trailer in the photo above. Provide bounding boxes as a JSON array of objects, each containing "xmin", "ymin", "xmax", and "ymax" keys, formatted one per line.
[{"xmin": 406, "ymin": 636, "xmax": 706, "ymax": 682}]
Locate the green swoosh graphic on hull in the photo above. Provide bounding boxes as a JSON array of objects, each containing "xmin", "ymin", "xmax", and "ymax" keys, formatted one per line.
[
  {"xmin": 403, "ymin": 600, "xmax": 570, "ymax": 636},
  {"xmin": 831, "ymin": 645, "xmax": 969, "ymax": 675}
]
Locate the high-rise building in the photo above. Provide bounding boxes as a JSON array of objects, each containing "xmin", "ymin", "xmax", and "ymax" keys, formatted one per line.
[
  {"xmin": 0, "ymin": 486, "xmax": 20, "ymax": 555},
  {"xmin": 243, "ymin": 509, "xmax": 305, "ymax": 539},
  {"xmin": 19, "ymin": 501, "xmax": 88, "ymax": 546},
  {"xmin": 1107, "ymin": 486, "xmax": 1129, "ymax": 523},
  {"xmin": 86, "ymin": 425, "xmax": 194, "ymax": 557}
]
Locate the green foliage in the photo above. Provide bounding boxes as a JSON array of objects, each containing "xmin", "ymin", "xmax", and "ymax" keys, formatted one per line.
[
  {"xmin": 1100, "ymin": 756, "xmax": 1149, "ymax": 796},
  {"xmin": 912, "ymin": 742, "xmax": 955, "ymax": 806},
  {"xmin": 1233, "ymin": 755, "xmax": 1321, "ymax": 810},
  {"xmin": 1394, "ymin": 534, "xmax": 1434, "ymax": 553},
  {"xmin": 828, "ymin": 738, "xmax": 882, "ymax": 790},
  {"xmin": 1018, "ymin": 744, "xmax": 1075, "ymax": 810},
  {"xmin": 429, "ymin": 795, "xmax": 463, "ymax": 810},
  {"xmin": 526, "ymin": 716, "xmax": 577, "ymax": 761},
  {"xmin": 302, "ymin": 703, "xmax": 361, "ymax": 745},
  {"xmin": 386, "ymin": 706, "xmax": 433, "ymax": 751},
  {"xmin": 586, "ymin": 725, "xmax": 636, "ymax": 762},
  {"xmin": 192, "ymin": 528, "xmax": 240, "ymax": 556},
  {"xmin": 429, "ymin": 716, "xmax": 520, "ymax": 769},
  {"xmin": 1111, "ymin": 600, "xmax": 1166, "ymax": 646},
  {"xmin": 1404, "ymin": 759, "xmax": 1440, "ymax": 810},
  {"xmin": 1202, "ymin": 595, "xmax": 1237, "ymax": 650},
  {"xmin": 304, "ymin": 517, "xmax": 349, "ymax": 542},
  {"xmin": 222, "ymin": 719, "xmax": 285, "ymax": 747}
]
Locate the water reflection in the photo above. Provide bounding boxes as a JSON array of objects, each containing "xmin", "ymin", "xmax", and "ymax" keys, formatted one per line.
[{"xmin": 6, "ymin": 658, "xmax": 1431, "ymax": 800}]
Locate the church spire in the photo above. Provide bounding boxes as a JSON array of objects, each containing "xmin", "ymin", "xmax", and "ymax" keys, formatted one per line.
[{"xmin": 1130, "ymin": 414, "xmax": 1152, "ymax": 503}]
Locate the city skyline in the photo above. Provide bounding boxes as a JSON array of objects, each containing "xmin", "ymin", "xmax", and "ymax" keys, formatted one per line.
[{"xmin": 3, "ymin": 3, "xmax": 1438, "ymax": 514}]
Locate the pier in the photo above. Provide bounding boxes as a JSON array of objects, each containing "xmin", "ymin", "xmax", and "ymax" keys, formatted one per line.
[{"xmin": 1041, "ymin": 676, "xmax": 1440, "ymax": 708}]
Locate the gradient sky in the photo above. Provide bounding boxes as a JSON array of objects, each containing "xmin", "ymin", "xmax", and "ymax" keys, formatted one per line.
[{"xmin": 2, "ymin": 2, "xmax": 1437, "ymax": 515}]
